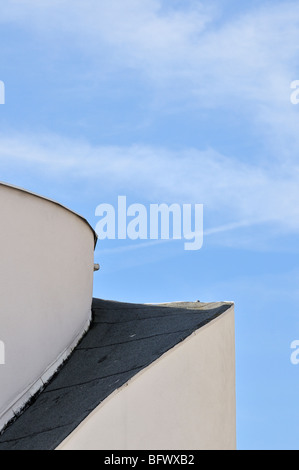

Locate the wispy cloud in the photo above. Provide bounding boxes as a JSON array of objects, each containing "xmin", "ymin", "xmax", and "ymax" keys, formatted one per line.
[
  {"xmin": 2, "ymin": 2, "xmax": 298, "ymax": 86},
  {"xmin": 2, "ymin": 1, "xmax": 299, "ymax": 97},
  {"xmin": 1, "ymin": 132, "xmax": 299, "ymax": 243},
  {"xmin": 1, "ymin": 1, "xmax": 299, "ymax": 151},
  {"xmin": 1, "ymin": 1, "xmax": 299, "ymax": 249},
  {"xmin": 98, "ymin": 219, "xmax": 268, "ymax": 256}
]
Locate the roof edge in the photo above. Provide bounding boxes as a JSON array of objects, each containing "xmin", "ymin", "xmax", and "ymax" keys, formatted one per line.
[{"xmin": 0, "ymin": 182, "xmax": 98, "ymax": 249}]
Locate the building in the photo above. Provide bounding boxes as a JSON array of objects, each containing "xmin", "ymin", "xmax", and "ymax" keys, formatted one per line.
[{"xmin": 0, "ymin": 183, "xmax": 236, "ymax": 450}]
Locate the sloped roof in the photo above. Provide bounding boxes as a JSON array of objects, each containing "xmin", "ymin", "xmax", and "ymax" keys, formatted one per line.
[{"xmin": 0, "ymin": 298, "xmax": 232, "ymax": 450}]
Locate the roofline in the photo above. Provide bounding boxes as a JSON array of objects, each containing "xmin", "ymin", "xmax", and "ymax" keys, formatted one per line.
[{"xmin": 0, "ymin": 182, "xmax": 98, "ymax": 249}]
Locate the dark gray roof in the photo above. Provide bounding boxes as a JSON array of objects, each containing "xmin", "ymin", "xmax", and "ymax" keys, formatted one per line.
[{"xmin": 0, "ymin": 298, "xmax": 232, "ymax": 450}]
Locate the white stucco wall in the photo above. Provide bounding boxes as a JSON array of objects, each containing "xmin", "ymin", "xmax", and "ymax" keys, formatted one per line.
[
  {"xmin": 0, "ymin": 183, "xmax": 96, "ymax": 431},
  {"xmin": 58, "ymin": 306, "xmax": 236, "ymax": 451}
]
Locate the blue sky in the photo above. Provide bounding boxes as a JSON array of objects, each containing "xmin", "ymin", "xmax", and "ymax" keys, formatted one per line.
[{"xmin": 1, "ymin": 0, "xmax": 299, "ymax": 449}]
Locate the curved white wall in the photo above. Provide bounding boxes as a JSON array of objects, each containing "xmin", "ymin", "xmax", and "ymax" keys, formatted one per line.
[
  {"xmin": 0, "ymin": 183, "xmax": 97, "ymax": 431},
  {"xmin": 58, "ymin": 307, "xmax": 236, "ymax": 451}
]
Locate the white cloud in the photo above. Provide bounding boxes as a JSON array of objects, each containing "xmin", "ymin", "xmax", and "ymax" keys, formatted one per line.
[
  {"xmin": 2, "ymin": 1, "xmax": 298, "ymax": 90},
  {"xmin": 1, "ymin": 132, "xmax": 299, "ymax": 242},
  {"xmin": 2, "ymin": 1, "xmax": 299, "ymax": 151},
  {"xmin": 1, "ymin": 2, "xmax": 299, "ymax": 248},
  {"xmin": 2, "ymin": 2, "xmax": 298, "ymax": 80}
]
